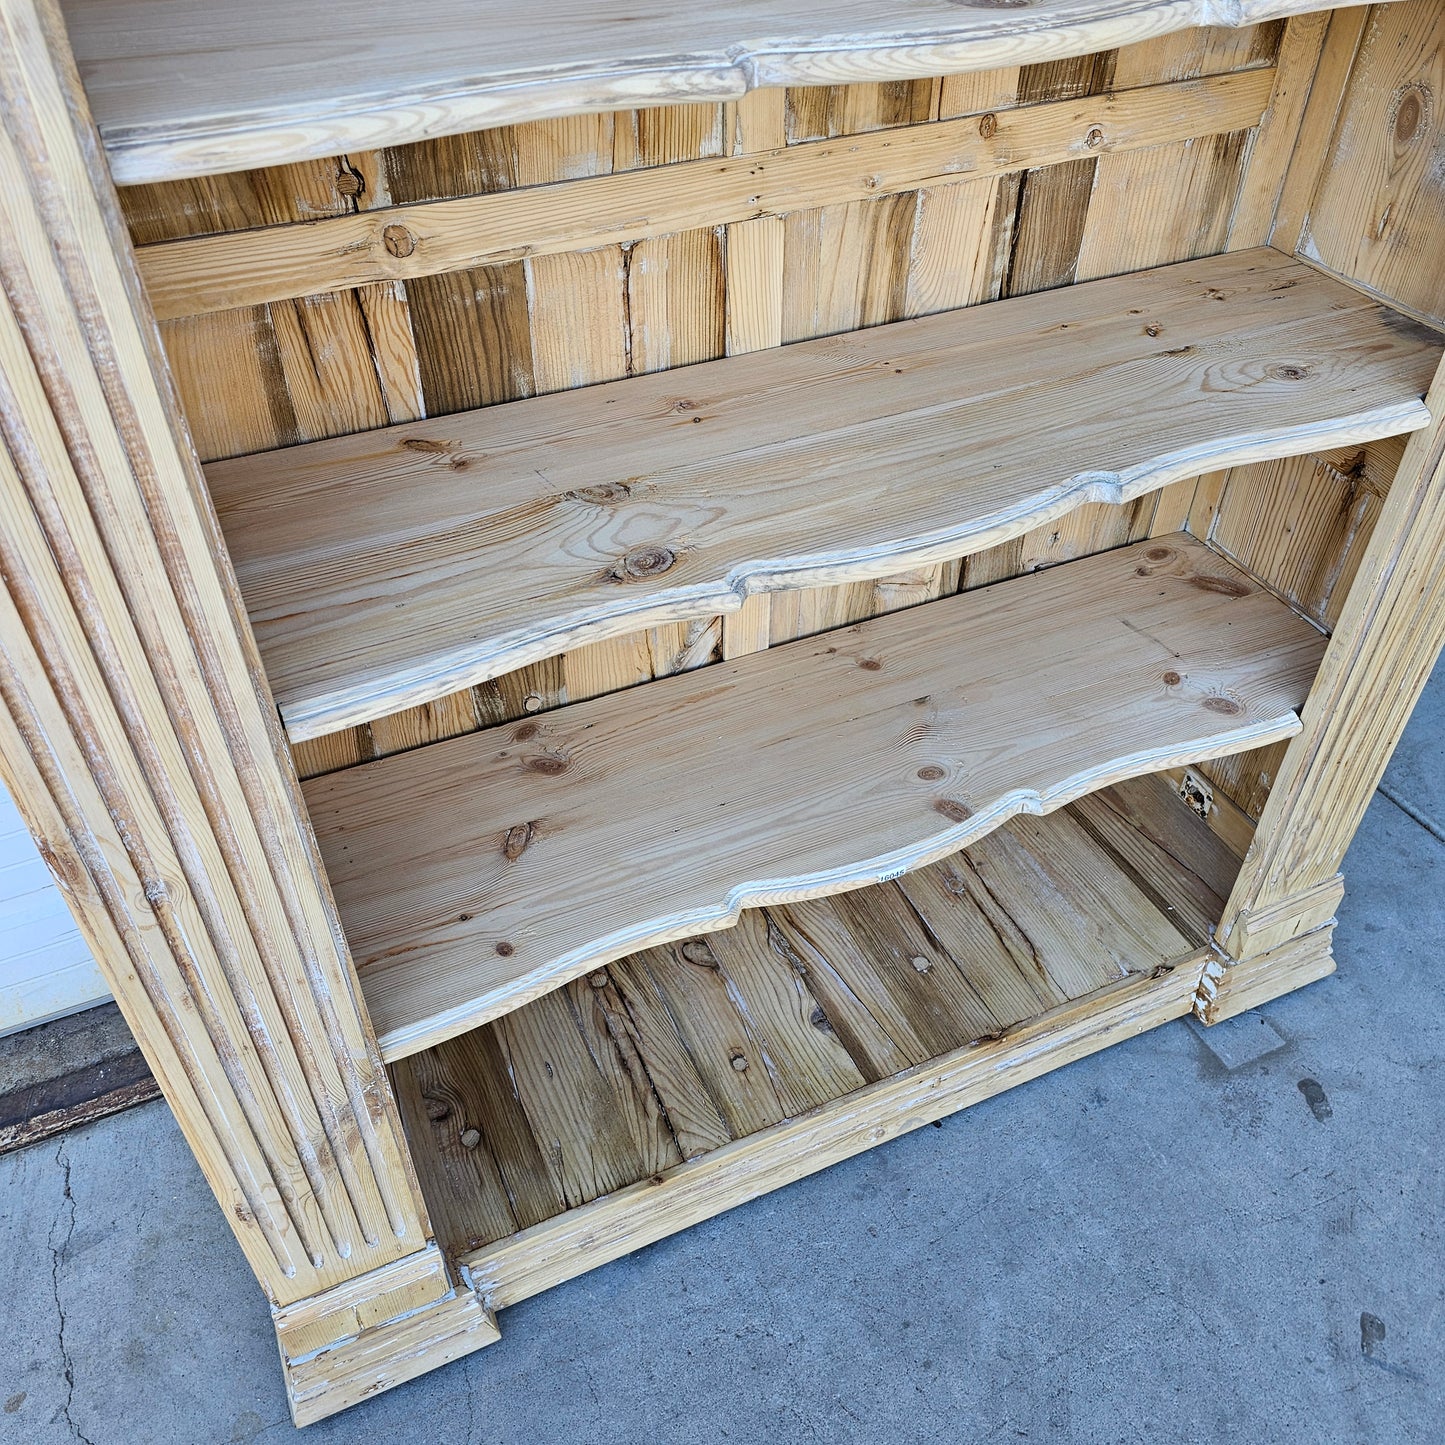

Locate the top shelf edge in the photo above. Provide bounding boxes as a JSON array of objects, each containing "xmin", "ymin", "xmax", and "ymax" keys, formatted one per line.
[{"xmin": 59, "ymin": 0, "xmax": 1372, "ymax": 186}]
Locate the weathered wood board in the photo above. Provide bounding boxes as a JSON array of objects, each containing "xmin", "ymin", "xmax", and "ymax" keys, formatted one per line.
[
  {"xmin": 209, "ymin": 247, "xmax": 1437, "ymax": 741},
  {"xmin": 62, "ymin": 0, "xmax": 1372, "ymax": 183},
  {"xmin": 304, "ymin": 534, "xmax": 1325, "ymax": 1060}
]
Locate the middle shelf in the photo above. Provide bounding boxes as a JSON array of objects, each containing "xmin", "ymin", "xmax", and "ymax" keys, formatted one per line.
[
  {"xmin": 303, "ymin": 533, "xmax": 1327, "ymax": 1061},
  {"xmin": 206, "ymin": 246, "xmax": 1439, "ymax": 743}
]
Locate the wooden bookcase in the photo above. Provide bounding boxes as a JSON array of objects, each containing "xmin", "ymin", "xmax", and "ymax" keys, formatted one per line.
[{"xmin": 2, "ymin": 0, "xmax": 1443, "ymax": 1424}]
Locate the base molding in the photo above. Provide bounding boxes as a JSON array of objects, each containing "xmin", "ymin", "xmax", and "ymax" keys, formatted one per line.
[
  {"xmin": 1193, "ymin": 925, "xmax": 1337, "ymax": 1025},
  {"xmin": 1217, "ymin": 874, "xmax": 1344, "ymax": 961},
  {"xmin": 281, "ymin": 1273, "xmax": 500, "ymax": 1427}
]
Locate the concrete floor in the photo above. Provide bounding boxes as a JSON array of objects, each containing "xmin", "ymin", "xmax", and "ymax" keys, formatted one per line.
[{"xmin": 3, "ymin": 665, "xmax": 1443, "ymax": 1445}]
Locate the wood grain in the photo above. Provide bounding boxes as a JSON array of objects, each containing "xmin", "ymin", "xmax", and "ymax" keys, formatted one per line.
[
  {"xmin": 207, "ymin": 248, "xmax": 1437, "ymax": 741},
  {"xmin": 1219, "ymin": 353, "xmax": 1445, "ymax": 960},
  {"xmin": 457, "ymin": 946, "xmax": 1207, "ymax": 1310},
  {"xmin": 55, "ymin": 0, "xmax": 1370, "ymax": 185},
  {"xmin": 1299, "ymin": 0, "xmax": 1445, "ymax": 328},
  {"xmin": 303, "ymin": 534, "xmax": 1326, "ymax": 1060}
]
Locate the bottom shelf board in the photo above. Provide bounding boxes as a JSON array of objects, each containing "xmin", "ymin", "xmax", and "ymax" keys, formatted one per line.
[
  {"xmin": 313, "ymin": 533, "xmax": 1325, "ymax": 1062},
  {"xmin": 391, "ymin": 772, "xmax": 1245, "ymax": 1308}
]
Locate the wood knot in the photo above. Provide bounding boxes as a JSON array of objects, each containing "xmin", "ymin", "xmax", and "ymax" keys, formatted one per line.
[
  {"xmin": 1162, "ymin": 670, "xmax": 1181, "ymax": 687},
  {"xmin": 917, "ymin": 765, "xmax": 945, "ymax": 781},
  {"xmin": 1269, "ymin": 364, "xmax": 1309, "ymax": 382},
  {"xmin": 977, "ymin": 112, "xmax": 999, "ymax": 140},
  {"xmin": 1190, "ymin": 573, "xmax": 1250, "ymax": 599},
  {"xmin": 525, "ymin": 752, "xmax": 569, "ymax": 775},
  {"xmin": 502, "ymin": 821, "xmax": 535, "ymax": 860},
  {"xmin": 401, "ymin": 436, "xmax": 456, "ymax": 458},
  {"xmin": 513, "ymin": 721, "xmax": 539, "ymax": 741},
  {"xmin": 1203, "ymin": 694, "xmax": 1244, "ymax": 717},
  {"xmin": 1392, "ymin": 84, "xmax": 1430, "ymax": 148},
  {"xmin": 729, "ymin": 1051, "xmax": 749, "ymax": 1072},
  {"xmin": 809, "ymin": 1006, "xmax": 831, "ymax": 1030},
  {"xmin": 423, "ymin": 1095, "xmax": 450, "ymax": 1122},
  {"xmin": 858, "ymin": 656, "xmax": 883, "ymax": 671},
  {"xmin": 1145, "ymin": 546, "xmax": 1173, "ymax": 562},
  {"xmin": 567, "ymin": 481, "xmax": 632, "ymax": 505},
  {"xmin": 382, "ymin": 223, "xmax": 416, "ymax": 259},
  {"xmin": 935, "ymin": 799, "xmax": 973, "ymax": 823},
  {"xmin": 609, "ymin": 545, "xmax": 677, "ymax": 582},
  {"xmin": 495, "ymin": 941, "xmax": 515, "ymax": 957},
  {"xmin": 1144, "ymin": 324, "xmax": 1161, "ymax": 338},
  {"xmin": 680, "ymin": 939, "xmax": 717, "ymax": 967}
]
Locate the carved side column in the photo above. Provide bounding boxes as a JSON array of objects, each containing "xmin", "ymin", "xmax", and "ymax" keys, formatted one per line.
[{"xmin": 0, "ymin": 0, "xmax": 431, "ymax": 1307}]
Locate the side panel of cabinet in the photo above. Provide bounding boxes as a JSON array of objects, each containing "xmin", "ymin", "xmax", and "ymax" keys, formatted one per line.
[
  {"xmin": 0, "ymin": 0, "xmax": 431, "ymax": 1306},
  {"xmin": 1216, "ymin": 0, "xmax": 1445, "ymax": 975}
]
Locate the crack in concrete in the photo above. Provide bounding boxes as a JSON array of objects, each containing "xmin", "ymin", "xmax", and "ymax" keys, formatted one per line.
[
  {"xmin": 1377, "ymin": 782, "xmax": 1445, "ymax": 847},
  {"xmin": 49, "ymin": 1141, "xmax": 95, "ymax": 1445}
]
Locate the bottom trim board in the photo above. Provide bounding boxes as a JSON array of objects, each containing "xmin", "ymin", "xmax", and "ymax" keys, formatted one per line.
[{"xmin": 462, "ymin": 953, "xmax": 1208, "ymax": 1311}]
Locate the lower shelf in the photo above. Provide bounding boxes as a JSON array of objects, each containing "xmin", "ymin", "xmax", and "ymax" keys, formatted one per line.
[
  {"xmin": 310, "ymin": 533, "xmax": 1325, "ymax": 1062},
  {"xmin": 391, "ymin": 772, "xmax": 1244, "ymax": 1310}
]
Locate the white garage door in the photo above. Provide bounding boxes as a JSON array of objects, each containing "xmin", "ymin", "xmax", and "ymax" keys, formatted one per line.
[{"xmin": 0, "ymin": 783, "xmax": 110, "ymax": 1035}]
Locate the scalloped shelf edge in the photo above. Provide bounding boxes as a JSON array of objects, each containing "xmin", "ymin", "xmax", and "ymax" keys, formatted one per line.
[
  {"xmin": 369, "ymin": 710, "xmax": 1303, "ymax": 1060},
  {"xmin": 85, "ymin": 0, "xmax": 1362, "ymax": 185},
  {"xmin": 281, "ymin": 400, "xmax": 1427, "ymax": 743}
]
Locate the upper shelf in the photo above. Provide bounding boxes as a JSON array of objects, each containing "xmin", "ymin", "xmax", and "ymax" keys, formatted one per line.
[
  {"xmin": 208, "ymin": 248, "xmax": 1441, "ymax": 743},
  {"xmin": 305, "ymin": 532, "xmax": 1327, "ymax": 1062},
  {"xmin": 63, "ymin": 0, "xmax": 1361, "ymax": 185}
]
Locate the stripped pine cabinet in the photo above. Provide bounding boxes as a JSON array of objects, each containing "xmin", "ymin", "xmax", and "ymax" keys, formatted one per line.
[{"xmin": 1, "ymin": 0, "xmax": 1442, "ymax": 1424}]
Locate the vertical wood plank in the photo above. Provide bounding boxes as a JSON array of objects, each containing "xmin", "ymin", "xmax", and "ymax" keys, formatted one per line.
[
  {"xmin": 1269, "ymin": 6, "xmax": 1373, "ymax": 251},
  {"xmin": 1299, "ymin": 0, "xmax": 1445, "ymax": 327},
  {"xmin": 1226, "ymin": 12, "xmax": 1333, "ymax": 247},
  {"xmin": 722, "ymin": 88, "xmax": 787, "ymax": 661}
]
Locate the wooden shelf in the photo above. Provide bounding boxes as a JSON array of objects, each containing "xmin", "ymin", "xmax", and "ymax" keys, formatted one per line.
[
  {"xmin": 390, "ymin": 771, "xmax": 1240, "ymax": 1302},
  {"xmin": 303, "ymin": 533, "xmax": 1326, "ymax": 1062},
  {"xmin": 210, "ymin": 249, "xmax": 1437, "ymax": 743},
  {"xmin": 63, "ymin": 0, "xmax": 1347, "ymax": 186}
]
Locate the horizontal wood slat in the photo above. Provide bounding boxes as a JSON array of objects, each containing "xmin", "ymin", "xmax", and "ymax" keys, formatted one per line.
[
  {"xmin": 303, "ymin": 534, "xmax": 1327, "ymax": 1061},
  {"xmin": 58, "ymin": 0, "xmax": 1364, "ymax": 186},
  {"xmin": 208, "ymin": 249, "xmax": 1440, "ymax": 743},
  {"xmin": 136, "ymin": 68, "xmax": 1276, "ymax": 318}
]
